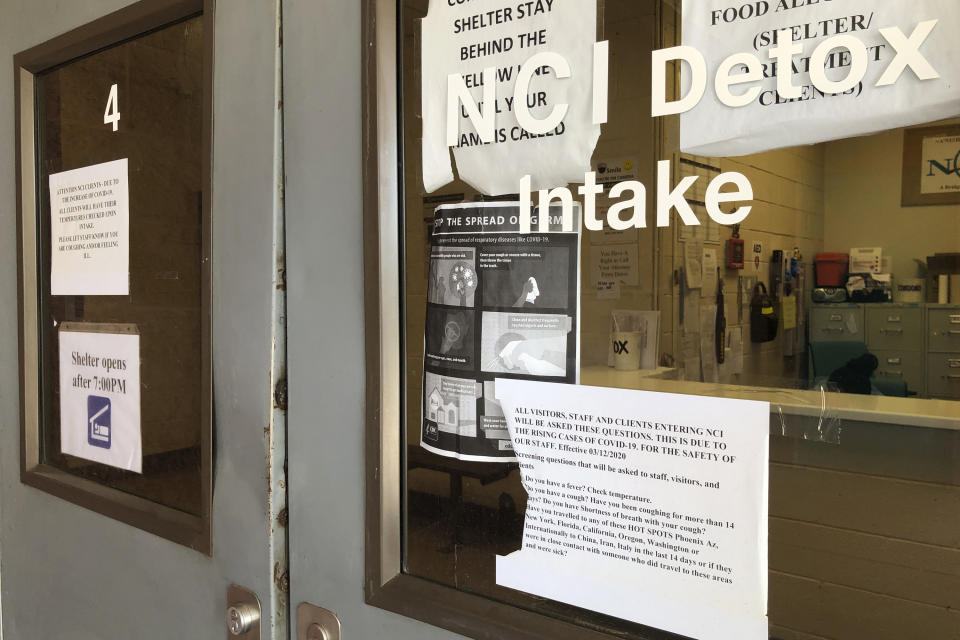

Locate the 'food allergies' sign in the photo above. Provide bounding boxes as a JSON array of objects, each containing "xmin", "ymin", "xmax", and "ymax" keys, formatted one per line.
[
  {"xmin": 59, "ymin": 324, "xmax": 142, "ymax": 473},
  {"xmin": 678, "ymin": 1, "xmax": 960, "ymax": 156}
]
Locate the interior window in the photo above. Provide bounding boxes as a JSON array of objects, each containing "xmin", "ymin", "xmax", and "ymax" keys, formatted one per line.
[
  {"xmin": 400, "ymin": 1, "xmax": 960, "ymax": 637},
  {"xmin": 35, "ymin": 15, "xmax": 205, "ymax": 515}
]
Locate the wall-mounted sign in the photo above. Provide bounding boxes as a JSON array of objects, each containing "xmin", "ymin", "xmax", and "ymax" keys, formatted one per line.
[
  {"xmin": 420, "ymin": 0, "xmax": 600, "ymax": 195},
  {"xmin": 421, "ymin": 203, "xmax": 581, "ymax": 461},
  {"xmin": 58, "ymin": 324, "xmax": 141, "ymax": 472},
  {"xmin": 902, "ymin": 124, "xmax": 960, "ymax": 206},
  {"xmin": 679, "ymin": 3, "xmax": 960, "ymax": 157},
  {"xmin": 496, "ymin": 380, "xmax": 769, "ymax": 640},
  {"xmin": 49, "ymin": 158, "xmax": 130, "ymax": 295}
]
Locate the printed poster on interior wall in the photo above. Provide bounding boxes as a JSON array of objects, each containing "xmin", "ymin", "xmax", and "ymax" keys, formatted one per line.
[
  {"xmin": 420, "ymin": 0, "xmax": 601, "ymax": 195},
  {"xmin": 58, "ymin": 323, "xmax": 142, "ymax": 473},
  {"xmin": 421, "ymin": 203, "xmax": 581, "ymax": 462},
  {"xmin": 49, "ymin": 158, "xmax": 130, "ymax": 295},
  {"xmin": 680, "ymin": 1, "xmax": 960, "ymax": 157},
  {"xmin": 495, "ymin": 379, "xmax": 770, "ymax": 640}
]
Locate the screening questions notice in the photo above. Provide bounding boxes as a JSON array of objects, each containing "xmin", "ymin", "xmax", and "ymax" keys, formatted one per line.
[{"xmin": 495, "ymin": 380, "xmax": 769, "ymax": 640}]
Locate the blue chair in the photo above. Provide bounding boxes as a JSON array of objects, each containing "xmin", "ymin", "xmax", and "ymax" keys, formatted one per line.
[{"xmin": 809, "ymin": 341, "xmax": 907, "ymax": 397}]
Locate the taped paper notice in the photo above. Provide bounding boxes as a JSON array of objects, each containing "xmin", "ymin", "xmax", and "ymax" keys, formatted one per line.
[
  {"xmin": 680, "ymin": 3, "xmax": 960, "ymax": 157},
  {"xmin": 591, "ymin": 244, "xmax": 639, "ymax": 289},
  {"xmin": 721, "ymin": 327, "xmax": 744, "ymax": 380},
  {"xmin": 701, "ymin": 246, "xmax": 719, "ymax": 299},
  {"xmin": 421, "ymin": 203, "xmax": 581, "ymax": 462},
  {"xmin": 421, "ymin": 0, "xmax": 600, "ymax": 194},
  {"xmin": 684, "ymin": 242, "xmax": 703, "ymax": 289},
  {"xmin": 58, "ymin": 324, "xmax": 142, "ymax": 473},
  {"xmin": 781, "ymin": 295, "xmax": 797, "ymax": 331},
  {"xmin": 49, "ymin": 159, "xmax": 130, "ymax": 295},
  {"xmin": 496, "ymin": 380, "xmax": 769, "ymax": 640},
  {"xmin": 595, "ymin": 156, "xmax": 642, "ymax": 188},
  {"xmin": 596, "ymin": 281, "xmax": 621, "ymax": 300},
  {"xmin": 700, "ymin": 304, "xmax": 719, "ymax": 383}
]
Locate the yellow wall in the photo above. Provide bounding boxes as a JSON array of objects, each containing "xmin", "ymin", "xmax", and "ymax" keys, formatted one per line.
[{"xmin": 824, "ymin": 124, "xmax": 960, "ymax": 280}]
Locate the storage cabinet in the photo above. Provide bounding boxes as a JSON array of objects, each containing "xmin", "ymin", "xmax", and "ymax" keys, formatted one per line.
[
  {"xmin": 810, "ymin": 305, "xmax": 865, "ymax": 342},
  {"xmin": 927, "ymin": 305, "xmax": 960, "ymax": 400},
  {"xmin": 865, "ymin": 307, "xmax": 923, "ymax": 350},
  {"xmin": 866, "ymin": 305, "xmax": 925, "ymax": 395},
  {"xmin": 810, "ymin": 303, "xmax": 926, "ymax": 396}
]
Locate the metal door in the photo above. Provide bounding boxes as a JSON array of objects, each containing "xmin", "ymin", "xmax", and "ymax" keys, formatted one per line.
[
  {"xmin": 0, "ymin": 1, "xmax": 287, "ymax": 638},
  {"xmin": 283, "ymin": 0, "xmax": 464, "ymax": 637}
]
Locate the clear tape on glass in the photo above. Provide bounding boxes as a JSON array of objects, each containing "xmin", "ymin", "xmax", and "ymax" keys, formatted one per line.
[
  {"xmin": 705, "ymin": 383, "xmax": 843, "ymax": 446},
  {"xmin": 774, "ymin": 383, "xmax": 843, "ymax": 445}
]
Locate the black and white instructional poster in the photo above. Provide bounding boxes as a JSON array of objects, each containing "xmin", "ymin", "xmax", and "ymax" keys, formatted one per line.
[
  {"xmin": 495, "ymin": 379, "xmax": 769, "ymax": 640},
  {"xmin": 680, "ymin": 1, "xmax": 960, "ymax": 156},
  {"xmin": 421, "ymin": 203, "xmax": 581, "ymax": 462}
]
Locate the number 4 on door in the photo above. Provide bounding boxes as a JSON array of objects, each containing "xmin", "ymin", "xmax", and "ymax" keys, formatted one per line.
[{"xmin": 104, "ymin": 83, "xmax": 120, "ymax": 132}]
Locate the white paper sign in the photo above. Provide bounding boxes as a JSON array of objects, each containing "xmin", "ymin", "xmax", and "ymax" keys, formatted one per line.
[
  {"xmin": 701, "ymin": 246, "xmax": 719, "ymax": 298},
  {"xmin": 591, "ymin": 244, "xmax": 639, "ymax": 289},
  {"xmin": 421, "ymin": 0, "xmax": 600, "ymax": 194},
  {"xmin": 496, "ymin": 380, "xmax": 769, "ymax": 640},
  {"xmin": 681, "ymin": 2, "xmax": 960, "ymax": 157},
  {"xmin": 49, "ymin": 159, "xmax": 130, "ymax": 295},
  {"xmin": 59, "ymin": 326, "xmax": 142, "ymax": 473}
]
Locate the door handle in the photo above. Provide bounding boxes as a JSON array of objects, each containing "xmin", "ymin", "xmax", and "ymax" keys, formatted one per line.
[
  {"xmin": 227, "ymin": 604, "xmax": 259, "ymax": 636},
  {"xmin": 227, "ymin": 585, "xmax": 261, "ymax": 639},
  {"xmin": 298, "ymin": 602, "xmax": 341, "ymax": 640}
]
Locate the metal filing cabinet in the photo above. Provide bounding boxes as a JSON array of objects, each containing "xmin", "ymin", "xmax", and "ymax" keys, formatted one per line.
[
  {"xmin": 866, "ymin": 305, "xmax": 925, "ymax": 396},
  {"xmin": 810, "ymin": 304, "xmax": 865, "ymax": 342},
  {"xmin": 809, "ymin": 303, "xmax": 927, "ymax": 396},
  {"xmin": 927, "ymin": 305, "xmax": 960, "ymax": 400}
]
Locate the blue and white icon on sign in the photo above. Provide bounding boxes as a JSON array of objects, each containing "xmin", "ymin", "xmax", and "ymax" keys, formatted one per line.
[{"xmin": 87, "ymin": 395, "xmax": 112, "ymax": 449}]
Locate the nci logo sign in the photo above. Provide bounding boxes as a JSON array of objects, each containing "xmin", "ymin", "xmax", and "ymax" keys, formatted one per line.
[
  {"xmin": 927, "ymin": 144, "xmax": 960, "ymax": 179},
  {"xmin": 922, "ymin": 134, "xmax": 960, "ymax": 194}
]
